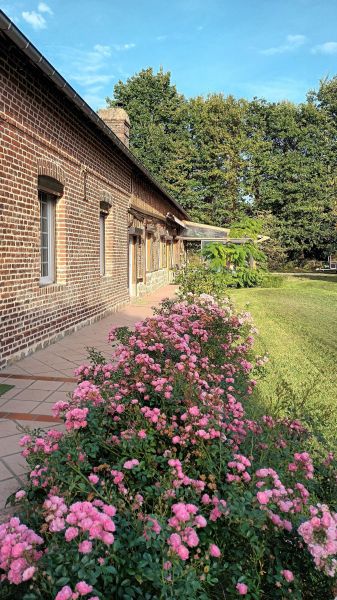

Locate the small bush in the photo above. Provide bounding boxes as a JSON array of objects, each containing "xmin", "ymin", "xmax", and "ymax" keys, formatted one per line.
[
  {"xmin": 175, "ymin": 264, "xmax": 232, "ymax": 298},
  {"xmin": 260, "ymin": 274, "xmax": 285, "ymax": 288}
]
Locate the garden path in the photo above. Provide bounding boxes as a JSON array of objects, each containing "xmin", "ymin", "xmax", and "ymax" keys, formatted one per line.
[{"xmin": 0, "ymin": 285, "xmax": 177, "ymax": 512}]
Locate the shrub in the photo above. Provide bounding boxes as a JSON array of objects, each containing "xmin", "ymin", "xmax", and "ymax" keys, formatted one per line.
[
  {"xmin": 260, "ymin": 274, "xmax": 285, "ymax": 288},
  {"xmin": 174, "ymin": 264, "xmax": 233, "ymax": 298},
  {"xmin": 2, "ymin": 295, "xmax": 337, "ymax": 599}
]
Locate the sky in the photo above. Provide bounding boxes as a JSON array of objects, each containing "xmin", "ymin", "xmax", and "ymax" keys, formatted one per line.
[{"xmin": 2, "ymin": 0, "xmax": 337, "ymax": 110}]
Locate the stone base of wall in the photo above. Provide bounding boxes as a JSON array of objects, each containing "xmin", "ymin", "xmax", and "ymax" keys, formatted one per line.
[
  {"xmin": 2, "ymin": 298, "xmax": 129, "ymax": 369},
  {"xmin": 136, "ymin": 268, "xmax": 172, "ymax": 297}
]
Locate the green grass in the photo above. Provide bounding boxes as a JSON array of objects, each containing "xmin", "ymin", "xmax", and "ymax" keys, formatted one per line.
[
  {"xmin": 0, "ymin": 383, "xmax": 14, "ymax": 396},
  {"xmin": 230, "ymin": 274, "xmax": 337, "ymax": 446}
]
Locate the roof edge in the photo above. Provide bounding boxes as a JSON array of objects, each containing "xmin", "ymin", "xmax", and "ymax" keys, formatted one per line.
[{"xmin": 0, "ymin": 10, "xmax": 189, "ymax": 219}]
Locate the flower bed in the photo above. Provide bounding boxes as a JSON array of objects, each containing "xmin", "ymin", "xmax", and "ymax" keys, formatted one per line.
[{"xmin": 1, "ymin": 295, "xmax": 337, "ymax": 599}]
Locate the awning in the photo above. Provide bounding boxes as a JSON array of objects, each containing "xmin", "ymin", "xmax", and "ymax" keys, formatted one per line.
[
  {"xmin": 166, "ymin": 213, "xmax": 186, "ymax": 228},
  {"xmin": 180, "ymin": 220, "xmax": 229, "ymax": 241}
]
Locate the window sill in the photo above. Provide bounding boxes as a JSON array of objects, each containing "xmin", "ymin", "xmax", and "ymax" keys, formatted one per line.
[{"xmin": 38, "ymin": 282, "xmax": 66, "ymax": 294}]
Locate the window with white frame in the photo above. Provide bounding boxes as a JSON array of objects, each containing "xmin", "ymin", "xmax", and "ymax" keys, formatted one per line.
[
  {"xmin": 100, "ymin": 212, "xmax": 106, "ymax": 275},
  {"xmin": 39, "ymin": 191, "xmax": 56, "ymax": 285}
]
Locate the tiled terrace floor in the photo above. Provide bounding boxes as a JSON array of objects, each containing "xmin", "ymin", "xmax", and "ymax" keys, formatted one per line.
[{"xmin": 0, "ymin": 285, "xmax": 177, "ymax": 512}]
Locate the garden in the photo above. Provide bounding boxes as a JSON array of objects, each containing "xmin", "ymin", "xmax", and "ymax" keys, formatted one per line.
[{"xmin": 1, "ymin": 290, "xmax": 337, "ymax": 599}]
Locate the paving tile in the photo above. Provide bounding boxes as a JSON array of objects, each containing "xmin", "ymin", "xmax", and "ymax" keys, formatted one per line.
[
  {"xmin": 43, "ymin": 390, "xmax": 70, "ymax": 404},
  {"xmin": 0, "ymin": 400, "xmax": 41, "ymax": 414},
  {"xmin": 31, "ymin": 403, "xmax": 55, "ymax": 416},
  {"xmin": 0, "ymin": 420, "xmax": 22, "ymax": 437},
  {"xmin": 57, "ymin": 382, "xmax": 76, "ymax": 392},
  {"xmin": 13, "ymin": 388, "xmax": 53, "ymax": 402},
  {"xmin": 0, "ymin": 477, "xmax": 21, "ymax": 509},
  {"xmin": 2, "ymin": 453, "xmax": 28, "ymax": 477},
  {"xmin": 0, "ymin": 460, "xmax": 14, "ymax": 481},
  {"xmin": 14, "ymin": 419, "xmax": 61, "ymax": 431},
  {"xmin": 0, "ymin": 434, "xmax": 25, "ymax": 458},
  {"xmin": 28, "ymin": 380, "xmax": 63, "ymax": 391}
]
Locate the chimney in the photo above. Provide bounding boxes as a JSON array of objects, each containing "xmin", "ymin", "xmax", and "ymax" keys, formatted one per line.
[{"xmin": 98, "ymin": 107, "xmax": 130, "ymax": 148}]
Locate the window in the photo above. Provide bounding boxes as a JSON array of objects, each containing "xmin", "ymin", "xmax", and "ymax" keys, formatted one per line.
[
  {"xmin": 160, "ymin": 237, "xmax": 167, "ymax": 268},
  {"xmin": 146, "ymin": 233, "xmax": 153, "ymax": 272},
  {"xmin": 100, "ymin": 213, "xmax": 106, "ymax": 275},
  {"xmin": 39, "ymin": 191, "xmax": 56, "ymax": 285}
]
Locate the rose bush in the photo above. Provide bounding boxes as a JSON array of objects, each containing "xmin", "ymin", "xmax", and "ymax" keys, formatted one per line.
[{"xmin": 2, "ymin": 294, "xmax": 337, "ymax": 599}]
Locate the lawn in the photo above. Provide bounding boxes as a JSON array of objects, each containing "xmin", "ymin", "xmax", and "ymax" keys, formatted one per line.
[
  {"xmin": 230, "ymin": 274, "xmax": 337, "ymax": 446},
  {"xmin": 0, "ymin": 383, "xmax": 13, "ymax": 396}
]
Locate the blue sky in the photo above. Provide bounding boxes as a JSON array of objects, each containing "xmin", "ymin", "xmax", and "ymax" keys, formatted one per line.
[{"xmin": 3, "ymin": 0, "xmax": 337, "ymax": 109}]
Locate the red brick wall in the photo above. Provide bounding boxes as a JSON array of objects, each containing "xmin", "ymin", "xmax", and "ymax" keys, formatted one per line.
[{"xmin": 0, "ymin": 36, "xmax": 184, "ymax": 368}]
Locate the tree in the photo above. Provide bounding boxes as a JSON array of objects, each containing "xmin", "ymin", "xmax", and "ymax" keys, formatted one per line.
[
  {"xmin": 106, "ymin": 68, "xmax": 198, "ymax": 211},
  {"xmin": 187, "ymin": 94, "xmax": 248, "ymax": 226},
  {"xmin": 243, "ymin": 99, "xmax": 337, "ymax": 262}
]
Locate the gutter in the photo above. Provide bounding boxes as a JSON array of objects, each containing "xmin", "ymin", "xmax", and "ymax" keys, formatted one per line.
[{"xmin": 0, "ymin": 9, "xmax": 189, "ymax": 219}]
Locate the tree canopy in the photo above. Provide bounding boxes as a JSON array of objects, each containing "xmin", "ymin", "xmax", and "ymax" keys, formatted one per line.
[{"xmin": 107, "ymin": 70, "xmax": 337, "ymax": 264}]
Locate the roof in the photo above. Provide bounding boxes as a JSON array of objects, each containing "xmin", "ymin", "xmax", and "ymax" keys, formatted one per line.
[{"xmin": 0, "ymin": 9, "xmax": 188, "ymax": 219}]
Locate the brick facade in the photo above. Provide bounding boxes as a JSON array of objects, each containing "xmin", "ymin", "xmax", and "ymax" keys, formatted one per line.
[{"xmin": 0, "ymin": 31, "xmax": 187, "ymax": 369}]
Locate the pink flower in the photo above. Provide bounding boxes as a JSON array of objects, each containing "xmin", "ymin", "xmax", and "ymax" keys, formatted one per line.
[
  {"xmin": 123, "ymin": 459, "xmax": 139, "ymax": 470},
  {"xmin": 257, "ymin": 491, "xmax": 271, "ymax": 505},
  {"xmin": 209, "ymin": 543, "xmax": 221, "ymax": 558},
  {"xmin": 15, "ymin": 490, "xmax": 26, "ymax": 501},
  {"xmin": 79, "ymin": 540, "xmax": 93, "ymax": 554},
  {"xmin": 88, "ymin": 474, "xmax": 99, "ymax": 485},
  {"xmin": 65, "ymin": 527, "xmax": 79, "ymax": 542},
  {"xmin": 281, "ymin": 569, "xmax": 294, "ymax": 582},
  {"xmin": 75, "ymin": 581, "xmax": 93, "ymax": 595},
  {"xmin": 22, "ymin": 566, "xmax": 35, "ymax": 581},
  {"xmin": 55, "ymin": 586, "xmax": 73, "ymax": 600},
  {"xmin": 177, "ymin": 545, "xmax": 189, "ymax": 560},
  {"xmin": 236, "ymin": 582, "xmax": 248, "ymax": 595}
]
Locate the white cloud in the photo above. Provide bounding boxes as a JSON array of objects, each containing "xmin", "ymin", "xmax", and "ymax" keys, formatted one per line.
[
  {"xmin": 113, "ymin": 43, "xmax": 136, "ymax": 51},
  {"xmin": 93, "ymin": 44, "xmax": 112, "ymax": 57},
  {"xmin": 71, "ymin": 74, "xmax": 114, "ymax": 86},
  {"xmin": 38, "ymin": 2, "xmax": 53, "ymax": 15},
  {"xmin": 261, "ymin": 34, "xmax": 307, "ymax": 56},
  {"xmin": 22, "ymin": 10, "xmax": 46, "ymax": 29},
  {"xmin": 312, "ymin": 41, "xmax": 337, "ymax": 55},
  {"xmin": 156, "ymin": 35, "xmax": 168, "ymax": 41}
]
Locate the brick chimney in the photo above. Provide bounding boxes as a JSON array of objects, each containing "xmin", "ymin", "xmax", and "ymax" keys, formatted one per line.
[{"xmin": 98, "ymin": 107, "xmax": 130, "ymax": 148}]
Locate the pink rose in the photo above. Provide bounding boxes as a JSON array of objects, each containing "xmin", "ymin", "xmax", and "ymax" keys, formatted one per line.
[
  {"xmin": 75, "ymin": 581, "xmax": 93, "ymax": 595},
  {"xmin": 55, "ymin": 586, "xmax": 73, "ymax": 600},
  {"xmin": 22, "ymin": 566, "xmax": 35, "ymax": 581},
  {"xmin": 177, "ymin": 545, "xmax": 189, "ymax": 560},
  {"xmin": 209, "ymin": 543, "xmax": 221, "ymax": 558},
  {"xmin": 281, "ymin": 569, "xmax": 294, "ymax": 582},
  {"xmin": 256, "ymin": 490, "xmax": 270, "ymax": 505},
  {"xmin": 79, "ymin": 540, "xmax": 92, "ymax": 554},
  {"xmin": 15, "ymin": 490, "xmax": 26, "ymax": 501},
  {"xmin": 236, "ymin": 582, "xmax": 248, "ymax": 595}
]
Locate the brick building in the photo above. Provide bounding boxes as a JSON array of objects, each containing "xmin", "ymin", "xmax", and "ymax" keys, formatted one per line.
[{"xmin": 0, "ymin": 11, "xmax": 188, "ymax": 369}]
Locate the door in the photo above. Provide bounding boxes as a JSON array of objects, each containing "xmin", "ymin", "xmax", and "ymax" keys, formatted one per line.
[{"xmin": 128, "ymin": 236, "xmax": 137, "ymax": 296}]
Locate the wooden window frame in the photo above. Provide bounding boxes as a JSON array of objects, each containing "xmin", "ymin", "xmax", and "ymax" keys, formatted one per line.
[
  {"xmin": 39, "ymin": 191, "xmax": 56, "ymax": 285},
  {"xmin": 100, "ymin": 212, "xmax": 106, "ymax": 276},
  {"xmin": 146, "ymin": 232, "xmax": 153, "ymax": 272}
]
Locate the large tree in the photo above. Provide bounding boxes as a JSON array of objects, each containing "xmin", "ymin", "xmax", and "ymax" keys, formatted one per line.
[
  {"xmin": 107, "ymin": 68, "xmax": 198, "ymax": 211},
  {"xmin": 244, "ymin": 98, "xmax": 337, "ymax": 261}
]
